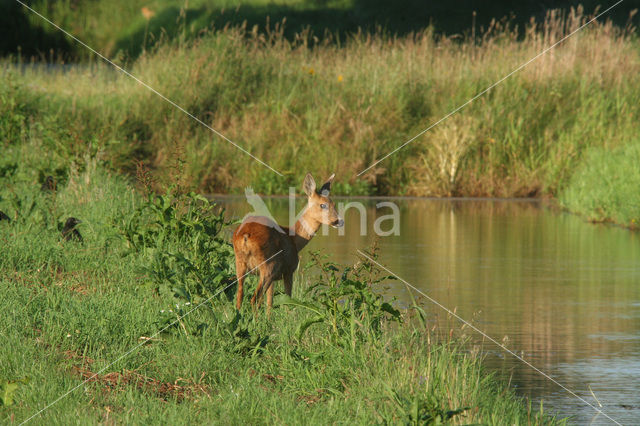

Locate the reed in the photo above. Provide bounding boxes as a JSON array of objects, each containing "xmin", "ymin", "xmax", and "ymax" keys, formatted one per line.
[{"xmin": 2, "ymin": 5, "xmax": 638, "ymax": 222}]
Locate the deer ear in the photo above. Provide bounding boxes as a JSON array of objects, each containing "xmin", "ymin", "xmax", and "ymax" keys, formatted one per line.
[
  {"xmin": 303, "ymin": 173, "xmax": 316, "ymax": 197},
  {"xmin": 319, "ymin": 173, "xmax": 335, "ymax": 195}
]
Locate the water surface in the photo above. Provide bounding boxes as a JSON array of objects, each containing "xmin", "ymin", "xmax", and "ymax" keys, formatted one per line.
[{"xmin": 214, "ymin": 196, "xmax": 640, "ymax": 424}]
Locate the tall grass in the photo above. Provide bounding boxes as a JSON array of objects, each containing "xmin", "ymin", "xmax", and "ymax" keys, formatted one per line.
[
  {"xmin": 0, "ymin": 141, "xmax": 564, "ymax": 424},
  {"xmin": 3, "ymin": 6, "xmax": 639, "ymax": 201}
]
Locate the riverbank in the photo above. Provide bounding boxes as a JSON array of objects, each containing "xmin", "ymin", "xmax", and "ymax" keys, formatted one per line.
[
  {"xmin": 2, "ymin": 6, "xmax": 640, "ymax": 227},
  {"xmin": 0, "ymin": 140, "xmax": 565, "ymax": 424}
]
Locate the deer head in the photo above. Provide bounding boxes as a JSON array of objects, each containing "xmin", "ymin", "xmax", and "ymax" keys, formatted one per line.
[{"xmin": 301, "ymin": 173, "xmax": 344, "ymax": 230}]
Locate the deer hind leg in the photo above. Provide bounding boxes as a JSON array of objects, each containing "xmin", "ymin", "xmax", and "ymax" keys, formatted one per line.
[
  {"xmin": 250, "ymin": 275, "xmax": 263, "ymax": 308},
  {"xmin": 251, "ymin": 268, "xmax": 271, "ymax": 309},
  {"xmin": 266, "ymin": 271, "xmax": 289, "ymax": 315},
  {"xmin": 266, "ymin": 280, "xmax": 284, "ymax": 315},
  {"xmin": 235, "ymin": 258, "xmax": 247, "ymax": 310},
  {"xmin": 265, "ymin": 282, "xmax": 274, "ymax": 317}
]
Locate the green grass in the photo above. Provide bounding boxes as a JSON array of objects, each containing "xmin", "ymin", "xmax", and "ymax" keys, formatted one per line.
[
  {"xmin": 2, "ymin": 4, "xmax": 639, "ymax": 228},
  {"xmin": 560, "ymin": 141, "xmax": 640, "ymax": 229},
  {"xmin": 3, "ymin": 7, "xmax": 640, "ymax": 203},
  {"xmin": 0, "ymin": 140, "xmax": 563, "ymax": 424}
]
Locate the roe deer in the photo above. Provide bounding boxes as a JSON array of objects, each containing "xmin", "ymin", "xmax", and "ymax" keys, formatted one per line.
[{"xmin": 232, "ymin": 173, "xmax": 344, "ymax": 311}]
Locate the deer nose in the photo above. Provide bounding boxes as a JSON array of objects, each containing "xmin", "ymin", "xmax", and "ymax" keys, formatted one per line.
[{"xmin": 332, "ymin": 218, "xmax": 344, "ymax": 228}]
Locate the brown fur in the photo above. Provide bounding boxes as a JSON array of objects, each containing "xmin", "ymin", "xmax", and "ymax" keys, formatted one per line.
[{"xmin": 232, "ymin": 173, "xmax": 343, "ymax": 312}]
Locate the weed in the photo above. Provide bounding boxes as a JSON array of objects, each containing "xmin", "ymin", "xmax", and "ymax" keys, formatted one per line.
[
  {"xmin": 388, "ymin": 388, "xmax": 468, "ymax": 425},
  {"xmin": 0, "ymin": 378, "xmax": 28, "ymax": 407},
  {"xmin": 118, "ymin": 191, "xmax": 236, "ymax": 302},
  {"xmin": 279, "ymin": 248, "xmax": 401, "ymax": 348}
]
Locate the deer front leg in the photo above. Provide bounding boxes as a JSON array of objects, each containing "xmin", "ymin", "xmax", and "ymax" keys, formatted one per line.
[{"xmin": 283, "ymin": 273, "xmax": 293, "ymax": 297}]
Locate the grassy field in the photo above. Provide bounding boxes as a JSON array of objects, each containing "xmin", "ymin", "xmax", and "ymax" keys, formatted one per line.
[
  {"xmin": 2, "ymin": 6, "xmax": 639, "ymax": 207},
  {"xmin": 0, "ymin": 140, "xmax": 564, "ymax": 424}
]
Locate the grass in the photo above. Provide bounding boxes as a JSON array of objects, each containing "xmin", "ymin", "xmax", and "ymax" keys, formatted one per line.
[
  {"xmin": 1, "ymin": 6, "xmax": 639, "ymax": 203},
  {"xmin": 0, "ymin": 139, "xmax": 564, "ymax": 424},
  {"xmin": 560, "ymin": 141, "xmax": 640, "ymax": 228}
]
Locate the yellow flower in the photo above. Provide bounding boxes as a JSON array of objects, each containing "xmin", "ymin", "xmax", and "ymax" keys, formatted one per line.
[
  {"xmin": 141, "ymin": 7, "xmax": 155, "ymax": 20},
  {"xmin": 337, "ymin": 74, "xmax": 343, "ymax": 82},
  {"xmin": 308, "ymin": 67, "xmax": 315, "ymax": 76}
]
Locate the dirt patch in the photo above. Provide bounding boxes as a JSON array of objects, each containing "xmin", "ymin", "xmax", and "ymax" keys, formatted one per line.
[
  {"xmin": 72, "ymin": 366, "xmax": 210, "ymax": 402},
  {"xmin": 248, "ymin": 369, "xmax": 284, "ymax": 385},
  {"xmin": 297, "ymin": 389, "xmax": 326, "ymax": 406},
  {"xmin": 64, "ymin": 350, "xmax": 211, "ymax": 402}
]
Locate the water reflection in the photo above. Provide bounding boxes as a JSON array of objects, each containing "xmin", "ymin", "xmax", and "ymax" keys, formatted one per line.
[{"xmin": 214, "ymin": 196, "xmax": 640, "ymax": 424}]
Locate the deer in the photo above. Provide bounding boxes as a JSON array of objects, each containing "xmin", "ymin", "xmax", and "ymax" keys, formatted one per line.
[{"xmin": 232, "ymin": 173, "xmax": 344, "ymax": 312}]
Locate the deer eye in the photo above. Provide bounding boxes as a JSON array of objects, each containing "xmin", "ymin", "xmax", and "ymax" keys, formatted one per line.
[{"xmin": 320, "ymin": 203, "xmax": 328, "ymax": 209}]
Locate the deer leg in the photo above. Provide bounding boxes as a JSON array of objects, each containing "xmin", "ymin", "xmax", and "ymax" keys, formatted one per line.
[
  {"xmin": 251, "ymin": 268, "xmax": 271, "ymax": 309},
  {"xmin": 283, "ymin": 272, "xmax": 293, "ymax": 297},
  {"xmin": 250, "ymin": 275, "xmax": 263, "ymax": 308},
  {"xmin": 266, "ymin": 280, "xmax": 275, "ymax": 315},
  {"xmin": 235, "ymin": 259, "xmax": 247, "ymax": 310}
]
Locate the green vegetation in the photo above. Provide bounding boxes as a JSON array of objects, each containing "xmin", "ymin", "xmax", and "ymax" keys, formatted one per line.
[
  {"xmin": 560, "ymin": 141, "xmax": 640, "ymax": 228},
  {"xmin": 1, "ymin": 5, "xmax": 639, "ymax": 210},
  {"xmin": 0, "ymin": 2, "xmax": 634, "ymax": 423},
  {"xmin": 0, "ymin": 143, "xmax": 563, "ymax": 424}
]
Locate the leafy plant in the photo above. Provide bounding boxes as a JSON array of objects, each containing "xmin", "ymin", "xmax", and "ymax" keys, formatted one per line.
[
  {"xmin": 0, "ymin": 378, "xmax": 28, "ymax": 407},
  {"xmin": 217, "ymin": 311, "xmax": 270, "ymax": 357},
  {"xmin": 278, "ymin": 248, "xmax": 401, "ymax": 348},
  {"xmin": 4, "ymin": 190, "xmax": 47, "ymax": 228},
  {"xmin": 117, "ymin": 191, "xmax": 236, "ymax": 302},
  {"xmin": 0, "ymin": 162, "xmax": 18, "ymax": 179},
  {"xmin": 388, "ymin": 387, "xmax": 468, "ymax": 425}
]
